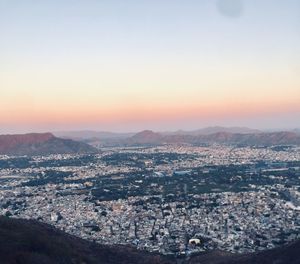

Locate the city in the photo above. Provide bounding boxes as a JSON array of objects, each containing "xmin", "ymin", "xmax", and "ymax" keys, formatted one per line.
[
  {"xmin": 1, "ymin": 144, "xmax": 300, "ymax": 256},
  {"xmin": 1, "ymin": 0, "xmax": 300, "ymax": 262}
]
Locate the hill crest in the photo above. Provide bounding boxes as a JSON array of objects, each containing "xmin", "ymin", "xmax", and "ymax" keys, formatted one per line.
[{"xmin": 0, "ymin": 133, "xmax": 96, "ymax": 155}]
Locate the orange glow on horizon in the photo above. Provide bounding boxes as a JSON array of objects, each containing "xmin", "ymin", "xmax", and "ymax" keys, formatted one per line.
[{"xmin": 2, "ymin": 97, "xmax": 300, "ymax": 127}]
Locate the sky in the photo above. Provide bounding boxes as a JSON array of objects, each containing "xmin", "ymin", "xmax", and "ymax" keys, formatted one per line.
[{"xmin": 0, "ymin": 0, "xmax": 300, "ymax": 133}]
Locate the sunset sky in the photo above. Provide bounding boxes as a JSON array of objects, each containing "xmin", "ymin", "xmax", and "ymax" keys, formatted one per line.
[{"xmin": 0, "ymin": 0, "xmax": 300, "ymax": 133}]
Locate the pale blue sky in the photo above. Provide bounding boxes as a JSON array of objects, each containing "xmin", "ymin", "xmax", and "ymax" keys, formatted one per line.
[
  {"xmin": 0, "ymin": 0, "xmax": 299, "ymax": 132},
  {"xmin": 1, "ymin": 0, "xmax": 299, "ymax": 63}
]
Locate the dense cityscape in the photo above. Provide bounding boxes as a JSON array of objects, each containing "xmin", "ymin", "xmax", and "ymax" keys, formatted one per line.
[
  {"xmin": 1, "ymin": 144, "xmax": 300, "ymax": 257},
  {"xmin": 1, "ymin": 1, "xmax": 299, "ymax": 262}
]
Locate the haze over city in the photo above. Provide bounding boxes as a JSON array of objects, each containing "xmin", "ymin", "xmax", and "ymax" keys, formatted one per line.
[{"xmin": 1, "ymin": 0, "xmax": 300, "ymax": 133}]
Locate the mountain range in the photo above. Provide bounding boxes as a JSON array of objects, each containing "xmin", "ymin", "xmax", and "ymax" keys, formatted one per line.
[
  {"xmin": 0, "ymin": 133, "xmax": 97, "ymax": 156},
  {"xmin": 52, "ymin": 126, "xmax": 261, "ymax": 141},
  {"xmin": 162, "ymin": 126, "xmax": 262, "ymax": 136},
  {"xmin": 53, "ymin": 130, "xmax": 134, "ymax": 140},
  {"xmin": 127, "ymin": 130, "xmax": 300, "ymax": 146},
  {"xmin": 52, "ymin": 127, "xmax": 300, "ymax": 147},
  {"xmin": 0, "ymin": 216, "xmax": 299, "ymax": 264},
  {"xmin": 1, "ymin": 128, "xmax": 300, "ymax": 156},
  {"xmin": 95, "ymin": 130, "xmax": 300, "ymax": 147}
]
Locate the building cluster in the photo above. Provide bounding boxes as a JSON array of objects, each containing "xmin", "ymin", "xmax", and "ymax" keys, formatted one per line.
[{"xmin": 0, "ymin": 145, "xmax": 300, "ymax": 255}]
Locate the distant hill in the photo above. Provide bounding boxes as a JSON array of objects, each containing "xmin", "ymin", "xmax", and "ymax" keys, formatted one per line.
[
  {"xmin": 53, "ymin": 127, "xmax": 259, "ymax": 141},
  {"xmin": 0, "ymin": 133, "xmax": 97, "ymax": 156},
  {"xmin": 0, "ymin": 216, "xmax": 299, "ymax": 264},
  {"xmin": 53, "ymin": 130, "xmax": 134, "ymax": 140},
  {"xmin": 164, "ymin": 126, "xmax": 262, "ymax": 136},
  {"xmin": 41, "ymin": 128, "xmax": 300, "ymax": 147},
  {"xmin": 128, "ymin": 130, "xmax": 163, "ymax": 145},
  {"xmin": 124, "ymin": 131, "xmax": 300, "ymax": 147},
  {"xmin": 292, "ymin": 128, "xmax": 300, "ymax": 135},
  {"xmin": 193, "ymin": 131, "xmax": 300, "ymax": 146},
  {"xmin": 194, "ymin": 126, "xmax": 262, "ymax": 135}
]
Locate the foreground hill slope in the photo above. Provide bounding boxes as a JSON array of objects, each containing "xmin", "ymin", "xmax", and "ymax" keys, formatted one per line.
[
  {"xmin": 0, "ymin": 133, "xmax": 97, "ymax": 155},
  {"xmin": 0, "ymin": 216, "xmax": 172, "ymax": 264},
  {"xmin": 0, "ymin": 216, "xmax": 300, "ymax": 264},
  {"xmin": 188, "ymin": 241, "xmax": 300, "ymax": 264}
]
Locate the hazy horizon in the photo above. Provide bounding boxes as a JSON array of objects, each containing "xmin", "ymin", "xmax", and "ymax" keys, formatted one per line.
[
  {"xmin": 1, "ymin": 0, "xmax": 299, "ymax": 133},
  {"xmin": 0, "ymin": 121, "xmax": 299, "ymax": 135}
]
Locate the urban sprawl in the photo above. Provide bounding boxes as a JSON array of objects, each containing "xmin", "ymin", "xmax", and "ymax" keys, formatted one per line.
[{"xmin": 1, "ymin": 145, "xmax": 300, "ymax": 256}]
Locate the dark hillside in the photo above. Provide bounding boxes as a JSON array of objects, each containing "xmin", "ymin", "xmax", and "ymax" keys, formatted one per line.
[
  {"xmin": 0, "ymin": 216, "xmax": 299, "ymax": 264},
  {"xmin": 0, "ymin": 216, "xmax": 171, "ymax": 264}
]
